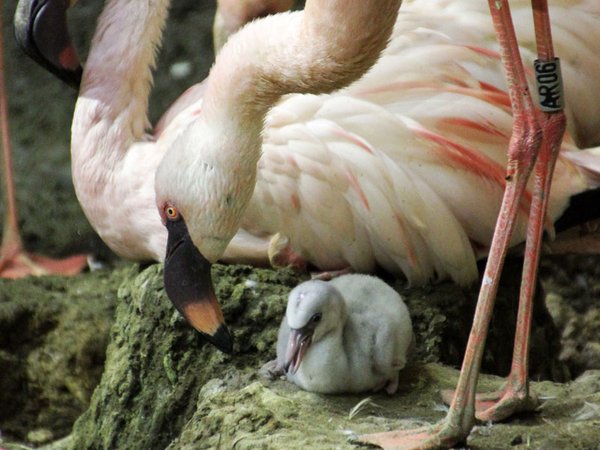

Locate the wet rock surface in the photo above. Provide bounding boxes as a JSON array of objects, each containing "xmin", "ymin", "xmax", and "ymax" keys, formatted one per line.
[
  {"xmin": 0, "ymin": 268, "xmax": 125, "ymax": 444},
  {"xmin": 2, "ymin": 259, "xmax": 599, "ymax": 450},
  {"xmin": 66, "ymin": 264, "xmax": 301, "ymax": 450},
  {"xmin": 540, "ymin": 255, "xmax": 600, "ymax": 378}
]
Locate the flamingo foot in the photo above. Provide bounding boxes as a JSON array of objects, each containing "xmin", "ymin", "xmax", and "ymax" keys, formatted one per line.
[
  {"xmin": 358, "ymin": 422, "xmax": 469, "ymax": 450},
  {"xmin": 0, "ymin": 248, "xmax": 88, "ymax": 279},
  {"xmin": 440, "ymin": 382, "xmax": 538, "ymax": 422},
  {"xmin": 310, "ymin": 267, "xmax": 352, "ymax": 281},
  {"xmin": 268, "ymin": 233, "xmax": 307, "ymax": 272},
  {"xmin": 267, "ymin": 233, "xmax": 353, "ymax": 278}
]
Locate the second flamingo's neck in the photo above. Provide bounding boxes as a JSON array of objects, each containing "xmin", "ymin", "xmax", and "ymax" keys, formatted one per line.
[
  {"xmin": 69, "ymin": 0, "xmax": 171, "ymax": 260},
  {"xmin": 72, "ymin": 0, "xmax": 169, "ymax": 167},
  {"xmin": 203, "ymin": 0, "xmax": 401, "ymax": 128},
  {"xmin": 199, "ymin": 0, "xmax": 403, "ymax": 195}
]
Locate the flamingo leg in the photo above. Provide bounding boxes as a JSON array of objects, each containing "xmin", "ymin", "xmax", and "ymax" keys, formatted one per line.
[
  {"xmin": 218, "ymin": 230, "xmax": 309, "ymax": 271},
  {"xmin": 0, "ymin": 3, "xmax": 88, "ymax": 279},
  {"xmin": 359, "ymin": 0, "xmax": 565, "ymax": 447},
  {"xmin": 268, "ymin": 232, "xmax": 352, "ymax": 278},
  {"xmin": 453, "ymin": 0, "xmax": 567, "ymax": 423}
]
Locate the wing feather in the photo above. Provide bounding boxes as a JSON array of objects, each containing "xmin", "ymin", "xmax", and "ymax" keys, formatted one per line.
[{"xmin": 237, "ymin": 0, "xmax": 600, "ymax": 284}]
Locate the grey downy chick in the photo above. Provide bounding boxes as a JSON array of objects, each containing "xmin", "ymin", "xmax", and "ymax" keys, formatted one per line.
[{"xmin": 274, "ymin": 274, "xmax": 413, "ymax": 394}]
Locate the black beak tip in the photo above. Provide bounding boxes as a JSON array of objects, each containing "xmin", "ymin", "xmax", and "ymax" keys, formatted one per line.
[{"xmin": 204, "ymin": 324, "xmax": 234, "ymax": 355}]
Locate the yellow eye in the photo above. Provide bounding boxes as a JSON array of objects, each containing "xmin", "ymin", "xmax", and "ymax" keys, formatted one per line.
[{"xmin": 165, "ymin": 205, "xmax": 179, "ymax": 221}]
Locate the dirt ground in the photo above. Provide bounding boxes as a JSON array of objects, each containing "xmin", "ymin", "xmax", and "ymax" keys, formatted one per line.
[{"xmin": 1, "ymin": 0, "xmax": 600, "ymax": 448}]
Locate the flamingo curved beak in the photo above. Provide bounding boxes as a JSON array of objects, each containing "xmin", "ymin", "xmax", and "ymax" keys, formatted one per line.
[
  {"xmin": 14, "ymin": 0, "xmax": 82, "ymax": 89},
  {"xmin": 284, "ymin": 325, "xmax": 315, "ymax": 374},
  {"xmin": 164, "ymin": 218, "xmax": 233, "ymax": 354}
]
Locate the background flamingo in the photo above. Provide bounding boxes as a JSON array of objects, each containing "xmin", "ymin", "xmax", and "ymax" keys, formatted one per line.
[
  {"xmin": 1, "ymin": 0, "xmax": 88, "ymax": 278},
  {"xmin": 5, "ymin": 0, "xmax": 282, "ymax": 280}
]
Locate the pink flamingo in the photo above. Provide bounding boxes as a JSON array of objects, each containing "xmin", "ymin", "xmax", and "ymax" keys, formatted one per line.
[
  {"xmin": 12, "ymin": 0, "xmax": 290, "ymax": 350},
  {"xmin": 16, "ymin": 0, "xmax": 600, "ymax": 289},
  {"xmin": 16, "ymin": 0, "xmax": 600, "ymax": 446},
  {"xmin": 152, "ymin": 0, "xmax": 600, "ymax": 448}
]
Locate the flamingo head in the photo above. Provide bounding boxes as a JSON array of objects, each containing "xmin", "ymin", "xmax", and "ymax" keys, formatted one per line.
[
  {"xmin": 14, "ymin": 0, "xmax": 82, "ymax": 89},
  {"xmin": 155, "ymin": 120, "xmax": 259, "ymax": 354},
  {"xmin": 283, "ymin": 280, "xmax": 345, "ymax": 374}
]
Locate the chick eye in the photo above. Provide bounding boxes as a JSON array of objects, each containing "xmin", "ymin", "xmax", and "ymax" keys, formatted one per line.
[
  {"xmin": 311, "ymin": 313, "xmax": 322, "ymax": 323},
  {"xmin": 165, "ymin": 205, "xmax": 180, "ymax": 221}
]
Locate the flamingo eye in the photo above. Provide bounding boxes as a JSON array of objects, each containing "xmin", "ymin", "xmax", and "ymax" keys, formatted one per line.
[
  {"xmin": 165, "ymin": 205, "xmax": 180, "ymax": 221},
  {"xmin": 312, "ymin": 313, "xmax": 322, "ymax": 323}
]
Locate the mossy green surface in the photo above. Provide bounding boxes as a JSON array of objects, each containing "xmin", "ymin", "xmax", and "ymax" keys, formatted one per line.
[
  {"xmin": 67, "ymin": 264, "xmax": 305, "ymax": 450},
  {"xmin": 166, "ymin": 365, "xmax": 600, "ymax": 450},
  {"xmin": 0, "ymin": 267, "xmax": 126, "ymax": 444},
  {"xmin": 0, "ymin": 261, "xmax": 599, "ymax": 450},
  {"xmin": 29, "ymin": 262, "xmax": 591, "ymax": 450}
]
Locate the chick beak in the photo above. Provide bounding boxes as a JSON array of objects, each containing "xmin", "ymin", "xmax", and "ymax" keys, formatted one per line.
[
  {"xmin": 14, "ymin": 0, "xmax": 82, "ymax": 89},
  {"xmin": 163, "ymin": 218, "xmax": 233, "ymax": 354},
  {"xmin": 284, "ymin": 325, "xmax": 314, "ymax": 374}
]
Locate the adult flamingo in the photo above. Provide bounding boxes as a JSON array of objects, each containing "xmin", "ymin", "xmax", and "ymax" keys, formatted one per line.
[
  {"xmin": 152, "ymin": 0, "xmax": 600, "ymax": 449},
  {"xmin": 13, "ymin": 0, "xmax": 294, "ymax": 349},
  {"xmin": 16, "ymin": 0, "xmax": 600, "ymax": 289},
  {"xmin": 17, "ymin": 0, "xmax": 600, "ymax": 446}
]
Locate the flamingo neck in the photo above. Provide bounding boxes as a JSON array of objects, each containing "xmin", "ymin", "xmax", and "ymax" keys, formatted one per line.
[
  {"xmin": 155, "ymin": 0, "xmax": 401, "ymax": 262},
  {"xmin": 197, "ymin": 0, "xmax": 402, "ymax": 209},
  {"xmin": 69, "ymin": 0, "xmax": 171, "ymax": 261},
  {"xmin": 203, "ymin": 0, "xmax": 400, "ymax": 124},
  {"xmin": 72, "ymin": 0, "xmax": 169, "ymax": 166}
]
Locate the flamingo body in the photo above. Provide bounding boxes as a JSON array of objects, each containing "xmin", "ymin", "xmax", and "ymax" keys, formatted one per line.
[
  {"xmin": 235, "ymin": 0, "xmax": 600, "ymax": 284},
  {"xmin": 69, "ymin": 0, "xmax": 600, "ymax": 287}
]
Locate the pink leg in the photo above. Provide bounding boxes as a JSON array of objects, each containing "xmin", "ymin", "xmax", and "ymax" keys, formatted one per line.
[
  {"xmin": 460, "ymin": 0, "xmax": 567, "ymax": 422},
  {"xmin": 0, "ymin": 5, "xmax": 87, "ymax": 279},
  {"xmin": 359, "ymin": 0, "xmax": 564, "ymax": 447}
]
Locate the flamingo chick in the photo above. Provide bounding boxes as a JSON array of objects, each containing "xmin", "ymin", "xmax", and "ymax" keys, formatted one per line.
[{"xmin": 275, "ymin": 274, "xmax": 413, "ymax": 394}]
